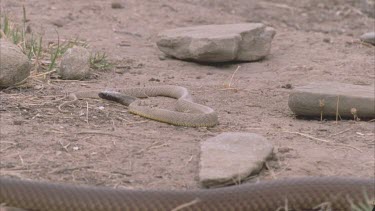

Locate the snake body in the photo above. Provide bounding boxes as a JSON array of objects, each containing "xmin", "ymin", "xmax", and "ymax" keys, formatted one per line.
[
  {"xmin": 58, "ymin": 85, "xmax": 218, "ymax": 127},
  {"xmin": 0, "ymin": 177, "xmax": 373, "ymax": 211},
  {"xmin": 44, "ymin": 86, "xmax": 374, "ymax": 210}
]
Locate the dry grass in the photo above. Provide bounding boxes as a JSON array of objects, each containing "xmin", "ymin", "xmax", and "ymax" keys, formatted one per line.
[
  {"xmin": 222, "ymin": 65, "xmax": 241, "ymax": 90},
  {"xmin": 0, "ymin": 7, "xmax": 112, "ymax": 89}
]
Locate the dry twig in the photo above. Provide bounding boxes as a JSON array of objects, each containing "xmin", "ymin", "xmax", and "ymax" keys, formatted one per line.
[
  {"xmin": 172, "ymin": 199, "xmax": 201, "ymax": 211},
  {"xmin": 284, "ymin": 130, "xmax": 330, "ymax": 143},
  {"xmin": 221, "ymin": 66, "xmax": 241, "ymax": 90}
]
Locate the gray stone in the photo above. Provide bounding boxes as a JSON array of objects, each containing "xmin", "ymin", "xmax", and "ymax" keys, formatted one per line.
[
  {"xmin": 156, "ymin": 23, "xmax": 276, "ymax": 62},
  {"xmin": 358, "ymin": 0, "xmax": 375, "ymax": 18},
  {"xmin": 0, "ymin": 39, "xmax": 31, "ymax": 87},
  {"xmin": 59, "ymin": 46, "xmax": 90, "ymax": 80},
  {"xmin": 199, "ymin": 132, "xmax": 273, "ymax": 188},
  {"xmin": 360, "ymin": 32, "xmax": 375, "ymax": 45},
  {"xmin": 288, "ymin": 82, "xmax": 375, "ymax": 119}
]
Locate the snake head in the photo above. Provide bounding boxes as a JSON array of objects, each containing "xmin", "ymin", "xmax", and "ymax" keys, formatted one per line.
[{"xmin": 99, "ymin": 91, "xmax": 137, "ymax": 106}]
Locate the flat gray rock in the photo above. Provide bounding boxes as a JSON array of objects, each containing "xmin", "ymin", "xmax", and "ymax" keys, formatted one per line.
[
  {"xmin": 59, "ymin": 46, "xmax": 90, "ymax": 80},
  {"xmin": 289, "ymin": 82, "xmax": 375, "ymax": 119},
  {"xmin": 156, "ymin": 23, "xmax": 276, "ymax": 62},
  {"xmin": 199, "ymin": 132, "xmax": 273, "ymax": 188},
  {"xmin": 0, "ymin": 39, "xmax": 31, "ymax": 88},
  {"xmin": 360, "ymin": 32, "xmax": 375, "ymax": 45}
]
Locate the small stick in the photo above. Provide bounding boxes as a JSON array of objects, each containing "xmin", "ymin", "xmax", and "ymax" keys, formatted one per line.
[
  {"xmin": 335, "ymin": 96, "xmax": 340, "ymax": 123},
  {"xmin": 58, "ymin": 140, "xmax": 70, "ymax": 152},
  {"xmin": 284, "ymin": 131, "xmax": 330, "ymax": 143},
  {"xmin": 0, "ymin": 141, "xmax": 17, "ymax": 144},
  {"xmin": 76, "ymin": 130, "xmax": 124, "ymax": 138},
  {"xmin": 136, "ymin": 141, "xmax": 167, "ymax": 154},
  {"xmin": 223, "ymin": 66, "xmax": 241, "ymax": 88},
  {"xmin": 148, "ymin": 143, "xmax": 169, "ymax": 151},
  {"xmin": 228, "ymin": 66, "xmax": 240, "ymax": 87},
  {"xmin": 265, "ymin": 161, "xmax": 277, "ymax": 179},
  {"xmin": 126, "ymin": 120, "xmax": 149, "ymax": 125},
  {"xmin": 86, "ymin": 169, "xmax": 113, "ymax": 175},
  {"xmin": 49, "ymin": 165, "xmax": 92, "ymax": 174},
  {"xmin": 86, "ymin": 101, "xmax": 89, "ymax": 124},
  {"xmin": 18, "ymin": 154, "xmax": 24, "ymax": 165},
  {"xmin": 12, "ymin": 76, "xmax": 29, "ymax": 86},
  {"xmin": 50, "ymin": 79, "xmax": 97, "ymax": 83},
  {"xmin": 218, "ymin": 87, "xmax": 239, "ymax": 91},
  {"xmin": 172, "ymin": 199, "xmax": 201, "ymax": 211},
  {"xmin": 31, "ymin": 69, "xmax": 56, "ymax": 78},
  {"xmin": 259, "ymin": 1, "xmax": 301, "ymax": 11},
  {"xmin": 0, "ymin": 145, "xmax": 15, "ymax": 152},
  {"xmin": 331, "ymin": 143, "xmax": 362, "ymax": 152},
  {"xmin": 187, "ymin": 155, "xmax": 193, "ymax": 164},
  {"xmin": 319, "ymin": 99, "xmax": 325, "ymax": 121},
  {"xmin": 350, "ymin": 108, "xmax": 359, "ymax": 121},
  {"xmin": 328, "ymin": 128, "xmax": 352, "ymax": 137}
]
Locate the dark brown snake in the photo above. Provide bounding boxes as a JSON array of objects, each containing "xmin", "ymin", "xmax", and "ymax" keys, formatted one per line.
[{"xmin": 0, "ymin": 177, "xmax": 374, "ymax": 211}]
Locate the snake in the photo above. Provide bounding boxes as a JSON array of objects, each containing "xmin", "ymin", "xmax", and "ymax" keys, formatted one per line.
[
  {"xmin": 14, "ymin": 86, "xmax": 370, "ymax": 210},
  {"xmin": 0, "ymin": 176, "xmax": 373, "ymax": 211},
  {"xmin": 58, "ymin": 85, "xmax": 218, "ymax": 127}
]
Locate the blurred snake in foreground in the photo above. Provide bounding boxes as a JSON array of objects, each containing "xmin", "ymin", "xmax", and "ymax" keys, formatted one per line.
[
  {"xmin": 58, "ymin": 85, "xmax": 219, "ymax": 127},
  {"xmin": 0, "ymin": 176, "xmax": 373, "ymax": 210}
]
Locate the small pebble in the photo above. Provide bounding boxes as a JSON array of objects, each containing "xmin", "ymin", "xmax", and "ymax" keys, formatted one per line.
[
  {"xmin": 158, "ymin": 54, "xmax": 167, "ymax": 60},
  {"xmin": 149, "ymin": 78, "xmax": 160, "ymax": 82},
  {"xmin": 26, "ymin": 25, "xmax": 32, "ymax": 33},
  {"xmin": 13, "ymin": 120, "xmax": 23, "ymax": 125},
  {"xmin": 281, "ymin": 84, "xmax": 293, "ymax": 89},
  {"xmin": 51, "ymin": 19, "xmax": 65, "ymax": 27},
  {"xmin": 278, "ymin": 147, "xmax": 293, "ymax": 153},
  {"xmin": 323, "ymin": 37, "xmax": 331, "ymax": 43},
  {"xmin": 115, "ymin": 68, "xmax": 130, "ymax": 74},
  {"xmin": 111, "ymin": 2, "xmax": 124, "ymax": 9}
]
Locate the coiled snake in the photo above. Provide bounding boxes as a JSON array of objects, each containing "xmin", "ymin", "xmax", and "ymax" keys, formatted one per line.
[{"xmin": 58, "ymin": 85, "xmax": 219, "ymax": 127}]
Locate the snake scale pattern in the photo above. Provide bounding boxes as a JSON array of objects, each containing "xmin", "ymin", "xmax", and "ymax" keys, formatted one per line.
[{"xmin": 0, "ymin": 176, "xmax": 373, "ymax": 211}]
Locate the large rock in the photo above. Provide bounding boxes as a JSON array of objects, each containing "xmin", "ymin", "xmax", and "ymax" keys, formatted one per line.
[
  {"xmin": 360, "ymin": 32, "xmax": 375, "ymax": 45},
  {"xmin": 289, "ymin": 82, "xmax": 375, "ymax": 119},
  {"xmin": 59, "ymin": 46, "xmax": 90, "ymax": 80},
  {"xmin": 0, "ymin": 39, "xmax": 31, "ymax": 87},
  {"xmin": 156, "ymin": 23, "xmax": 276, "ymax": 62},
  {"xmin": 199, "ymin": 132, "xmax": 273, "ymax": 188}
]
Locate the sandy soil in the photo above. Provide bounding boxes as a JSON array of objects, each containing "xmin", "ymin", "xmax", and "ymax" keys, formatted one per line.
[{"xmin": 0, "ymin": 0, "xmax": 374, "ymax": 191}]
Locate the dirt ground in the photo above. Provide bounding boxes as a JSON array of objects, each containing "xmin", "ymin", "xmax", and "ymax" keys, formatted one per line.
[{"xmin": 0, "ymin": 0, "xmax": 374, "ymax": 192}]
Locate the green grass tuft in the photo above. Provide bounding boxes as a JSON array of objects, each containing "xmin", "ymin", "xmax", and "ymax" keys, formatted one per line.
[
  {"xmin": 1, "ymin": 8, "xmax": 112, "ymax": 79},
  {"xmin": 89, "ymin": 52, "xmax": 112, "ymax": 70}
]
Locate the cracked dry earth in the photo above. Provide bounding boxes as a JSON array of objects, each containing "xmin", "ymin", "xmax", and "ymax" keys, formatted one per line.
[{"xmin": 0, "ymin": 0, "xmax": 374, "ymax": 194}]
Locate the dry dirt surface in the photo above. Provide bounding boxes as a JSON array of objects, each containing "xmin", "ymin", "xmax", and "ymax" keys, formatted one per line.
[{"xmin": 1, "ymin": 0, "xmax": 374, "ymax": 192}]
